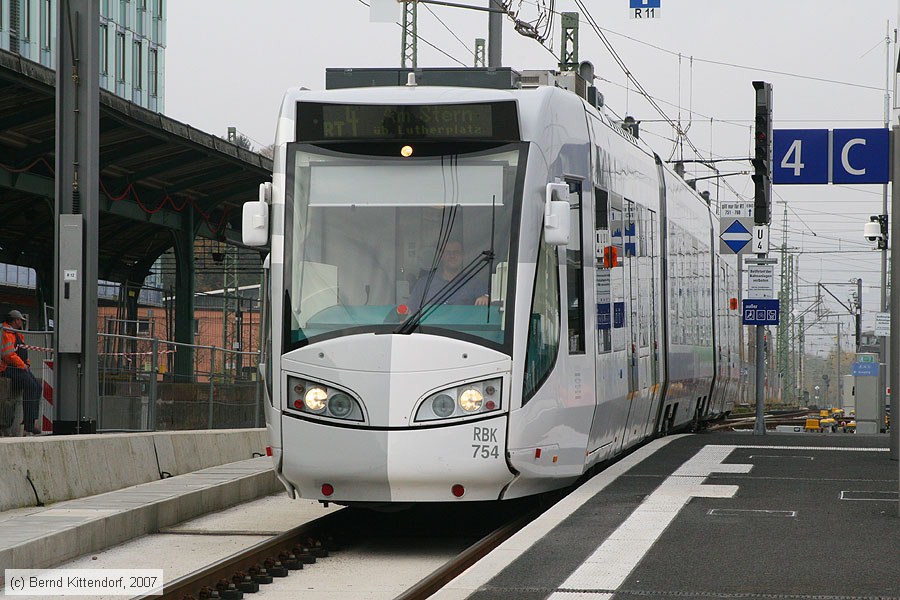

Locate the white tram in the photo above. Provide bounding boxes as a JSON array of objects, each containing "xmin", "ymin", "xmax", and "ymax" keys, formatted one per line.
[{"xmin": 242, "ymin": 67, "xmax": 741, "ymax": 505}]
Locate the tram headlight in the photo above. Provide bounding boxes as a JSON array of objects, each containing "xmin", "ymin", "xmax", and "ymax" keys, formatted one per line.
[
  {"xmin": 287, "ymin": 376, "xmax": 365, "ymax": 422},
  {"xmin": 304, "ymin": 387, "xmax": 328, "ymax": 412},
  {"xmin": 414, "ymin": 378, "xmax": 502, "ymax": 423},
  {"xmin": 458, "ymin": 388, "xmax": 483, "ymax": 412},
  {"xmin": 432, "ymin": 394, "xmax": 456, "ymax": 418},
  {"xmin": 329, "ymin": 392, "xmax": 353, "ymax": 418}
]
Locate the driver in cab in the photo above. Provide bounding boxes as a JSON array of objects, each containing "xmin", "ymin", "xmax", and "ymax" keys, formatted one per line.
[{"xmin": 408, "ymin": 240, "xmax": 490, "ymax": 310}]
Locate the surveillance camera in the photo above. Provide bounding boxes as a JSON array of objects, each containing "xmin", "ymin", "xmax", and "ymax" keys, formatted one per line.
[{"xmin": 864, "ymin": 221, "xmax": 884, "ymax": 242}]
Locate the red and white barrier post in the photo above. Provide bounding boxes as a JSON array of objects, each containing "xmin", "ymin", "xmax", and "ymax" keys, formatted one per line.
[{"xmin": 41, "ymin": 359, "xmax": 54, "ymax": 433}]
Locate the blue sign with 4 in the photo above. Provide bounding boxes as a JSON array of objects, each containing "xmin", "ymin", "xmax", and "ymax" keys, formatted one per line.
[
  {"xmin": 773, "ymin": 129, "xmax": 828, "ymax": 184},
  {"xmin": 773, "ymin": 128, "xmax": 889, "ymax": 185}
]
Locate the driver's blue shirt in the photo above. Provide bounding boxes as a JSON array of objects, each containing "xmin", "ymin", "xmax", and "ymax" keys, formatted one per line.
[{"xmin": 408, "ymin": 270, "xmax": 487, "ymax": 310}]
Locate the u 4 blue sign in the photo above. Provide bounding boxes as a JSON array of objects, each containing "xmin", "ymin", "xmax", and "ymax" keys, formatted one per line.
[{"xmin": 773, "ymin": 128, "xmax": 889, "ymax": 185}]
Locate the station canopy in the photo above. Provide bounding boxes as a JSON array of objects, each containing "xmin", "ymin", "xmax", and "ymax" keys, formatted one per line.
[{"xmin": 0, "ymin": 48, "xmax": 271, "ymax": 284}]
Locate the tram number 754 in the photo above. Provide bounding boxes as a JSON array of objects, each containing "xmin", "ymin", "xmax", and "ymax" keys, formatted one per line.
[{"xmin": 472, "ymin": 427, "xmax": 500, "ymax": 459}]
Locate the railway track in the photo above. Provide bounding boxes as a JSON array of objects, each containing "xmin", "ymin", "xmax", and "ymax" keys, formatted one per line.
[
  {"xmin": 144, "ymin": 413, "xmax": 830, "ymax": 600},
  {"xmin": 142, "ymin": 500, "xmax": 540, "ymax": 600},
  {"xmin": 707, "ymin": 409, "xmax": 814, "ymax": 431},
  {"xmin": 393, "ymin": 509, "xmax": 537, "ymax": 600},
  {"xmin": 140, "ymin": 510, "xmax": 346, "ymax": 600}
]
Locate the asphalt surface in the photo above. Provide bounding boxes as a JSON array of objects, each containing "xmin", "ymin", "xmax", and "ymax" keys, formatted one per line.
[{"xmin": 468, "ymin": 431, "xmax": 899, "ymax": 600}]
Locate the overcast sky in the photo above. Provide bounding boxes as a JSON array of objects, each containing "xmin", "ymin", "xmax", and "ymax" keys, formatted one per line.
[{"xmin": 166, "ymin": 0, "xmax": 899, "ymax": 353}]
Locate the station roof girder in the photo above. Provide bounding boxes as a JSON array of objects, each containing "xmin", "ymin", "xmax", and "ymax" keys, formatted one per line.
[{"xmin": 0, "ymin": 48, "xmax": 272, "ymax": 284}]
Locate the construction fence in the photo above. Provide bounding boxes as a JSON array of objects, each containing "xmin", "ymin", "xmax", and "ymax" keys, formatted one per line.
[{"xmin": 0, "ymin": 329, "xmax": 264, "ymax": 436}]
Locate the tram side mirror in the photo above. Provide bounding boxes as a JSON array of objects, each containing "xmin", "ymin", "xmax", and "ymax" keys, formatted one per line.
[
  {"xmin": 544, "ymin": 182, "xmax": 570, "ymax": 246},
  {"xmin": 490, "ymin": 262, "xmax": 508, "ymax": 303},
  {"xmin": 242, "ymin": 183, "xmax": 271, "ymax": 246}
]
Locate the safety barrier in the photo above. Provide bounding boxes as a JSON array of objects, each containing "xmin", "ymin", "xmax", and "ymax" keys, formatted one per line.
[
  {"xmin": 0, "ymin": 330, "xmax": 263, "ymax": 436},
  {"xmin": 98, "ymin": 333, "xmax": 264, "ymax": 432}
]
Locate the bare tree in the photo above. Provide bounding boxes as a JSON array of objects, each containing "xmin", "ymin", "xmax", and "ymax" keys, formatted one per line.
[{"xmin": 259, "ymin": 144, "xmax": 275, "ymax": 159}]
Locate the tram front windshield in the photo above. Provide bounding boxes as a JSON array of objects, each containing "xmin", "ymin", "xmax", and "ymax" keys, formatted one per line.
[{"xmin": 284, "ymin": 143, "xmax": 522, "ymax": 352}]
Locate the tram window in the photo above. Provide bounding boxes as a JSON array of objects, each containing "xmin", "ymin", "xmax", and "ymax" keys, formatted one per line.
[
  {"xmin": 623, "ymin": 201, "xmax": 636, "ymax": 257},
  {"xmin": 595, "ymin": 188, "xmax": 608, "ymax": 230},
  {"xmin": 523, "ymin": 238, "xmax": 560, "ymax": 403},
  {"xmin": 566, "ymin": 180, "xmax": 585, "ymax": 354},
  {"xmin": 284, "ymin": 144, "xmax": 519, "ymax": 350},
  {"xmin": 594, "ymin": 187, "xmax": 612, "ymax": 354}
]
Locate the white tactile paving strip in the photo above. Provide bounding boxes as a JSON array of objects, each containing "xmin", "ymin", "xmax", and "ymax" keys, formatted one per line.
[{"xmin": 546, "ymin": 445, "xmax": 749, "ymax": 598}]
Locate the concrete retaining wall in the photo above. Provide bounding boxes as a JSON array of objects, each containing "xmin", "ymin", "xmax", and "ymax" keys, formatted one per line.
[{"xmin": 0, "ymin": 429, "xmax": 270, "ymax": 512}]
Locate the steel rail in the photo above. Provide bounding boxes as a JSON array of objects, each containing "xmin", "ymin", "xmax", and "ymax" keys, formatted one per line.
[
  {"xmin": 136, "ymin": 511, "xmax": 345, "ymax": 600},
  {"xmin": 393, "ymin": 510, "xmax": 538, "ymax": 600}
]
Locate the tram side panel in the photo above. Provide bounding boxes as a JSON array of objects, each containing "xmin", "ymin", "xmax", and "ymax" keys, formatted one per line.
[
  {"xmin": 503, "ymin": 88, "xmax": 597, "ymax": 498},
  {"xmin": 657, "ymin": 169, "xmax": 716, "ymax": 432},
  {"xmin": 264, "ymin": 97, "xmax": 296, "ymax": 497},
  {"xmin": 603, "ymin": 132, "xmax": 665, "ymax": 451},
  {"xmin": 709, "ymin": 253, "xmax": 739, "ymax": 419},
  {"xmin": 580, "ymin": 110, "xmax": 666, "ymax": 465}
]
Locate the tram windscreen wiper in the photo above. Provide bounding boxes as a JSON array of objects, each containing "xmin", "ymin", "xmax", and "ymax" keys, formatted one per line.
[{"xmin": 394, "ymin": 251, "xmax": 494, "ymax": 335}]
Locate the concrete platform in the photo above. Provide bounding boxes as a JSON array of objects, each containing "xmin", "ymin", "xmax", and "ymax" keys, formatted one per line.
[
  {"xmin": 0, "ymin": 456, "xmax": 280, "ymax": 575},
  {"xmin": 0, "ymin": 429, "xmax": 270, "ymax": 512},
  {"xmin": 435, "ymin": 432, "xmax": 900, "ymax": 600}
]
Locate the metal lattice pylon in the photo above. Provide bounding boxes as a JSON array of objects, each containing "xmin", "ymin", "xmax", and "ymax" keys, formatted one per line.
[
  {"xmin": 777, "ymin": 205, "xmax": 795, "ymax": 403},
  {"xmin": 401, "ymin": 0, "xmax": 417, "ymax": 68},
  {"xmin": 474, "ymin": 38, "xmax": 486, "ymax": 67},
  {"xmin": 559, "ymin": 12, "xmax": 579, "ymax": 71}
]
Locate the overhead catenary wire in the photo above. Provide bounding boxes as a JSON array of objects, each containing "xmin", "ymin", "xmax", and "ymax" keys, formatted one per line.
[
  {"xmin": 514, "ymin": 0, "xmax": 883, "ymax": 93},
  {"xmin": 354, "ymin": 0, "xmax": 469, "ymax": 66},
  {"xmin": 421, "ymin": 2, "xmax": 478, "ymax": 59}
]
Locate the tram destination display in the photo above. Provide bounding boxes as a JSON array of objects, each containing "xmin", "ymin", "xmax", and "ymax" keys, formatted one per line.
[{"xmin": 296, "ymin": 102, "xmax": 520, "ymax": 142}]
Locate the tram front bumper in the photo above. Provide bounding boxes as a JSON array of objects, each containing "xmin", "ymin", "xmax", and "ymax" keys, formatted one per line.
[{"xmin": 281, "ymin": 414, "xmax": 513, "ymax": 502}]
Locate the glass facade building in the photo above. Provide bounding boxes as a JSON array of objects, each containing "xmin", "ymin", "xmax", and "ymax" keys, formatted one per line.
[
  {"xmin": 0, "ymin": 0, "xmax": 166, "ymax": 303},
  {"xmin": 0, "ymin": 0, "xmax": 166, "ymax": 112}
]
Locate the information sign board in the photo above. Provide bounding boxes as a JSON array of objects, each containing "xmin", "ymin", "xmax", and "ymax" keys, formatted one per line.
[
  {"xmin": 742, "ymin": 299, "xmax": 780, "ymax": 326},
  {"xmin": 747, "ymin": 264, "xmax": 774, "ymax": 299},
  {"xmin": 875, "ymin": 312, "xmax": 890, "ymax": 337},
  {"xmin": 851, "ymin": 362, "xmax": 879, "ymax": 377},
  {"xmin": 719, "ymin": 202, "xmax": 754, "ymax": 255}
]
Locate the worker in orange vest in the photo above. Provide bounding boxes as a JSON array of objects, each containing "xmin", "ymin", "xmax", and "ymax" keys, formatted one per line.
[{"xmin": 1, "ymin": 310, "xmax": 42, "ymax": 434}]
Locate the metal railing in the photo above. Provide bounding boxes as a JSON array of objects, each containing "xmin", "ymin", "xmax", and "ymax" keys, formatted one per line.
[
  {"xmin": 1, "ymin": 330, "xmax": 264, "ymax": 436},
  {"xmin": 98, "ymin": 333, "xmax": 264, "ymax": 432}
]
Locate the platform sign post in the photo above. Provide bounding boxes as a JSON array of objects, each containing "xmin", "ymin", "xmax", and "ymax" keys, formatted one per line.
[
  {"xmin": 751, "ymin": 82, "xmax": 773, "ymax": 436},
  {"xmin": 890, "ymin": 126, "xmax": 900, "ymax": 508}
]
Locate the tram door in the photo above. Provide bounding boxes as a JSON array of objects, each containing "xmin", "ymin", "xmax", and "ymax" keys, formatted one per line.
[
  {"xmin": 621, "ymin": 201, "xmax": 660, "ymax": 447},
  {"xmin": 564, "ymin": 179, "xmax": 595, "ymax": 447}
]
